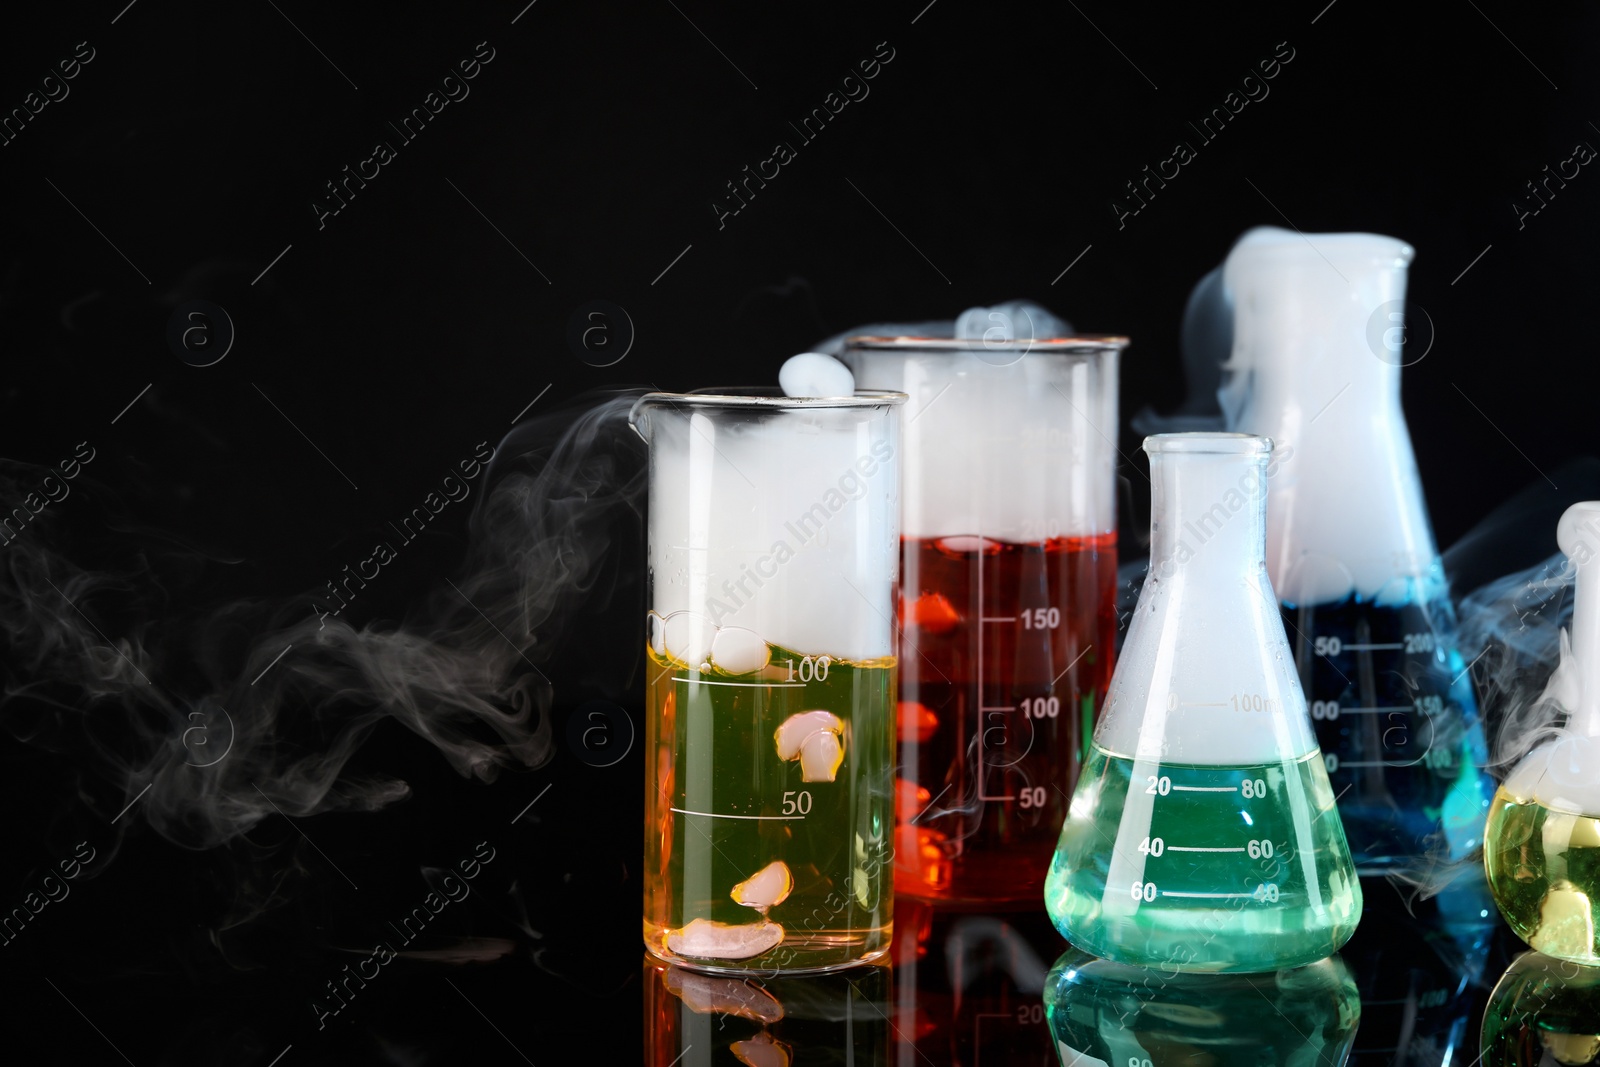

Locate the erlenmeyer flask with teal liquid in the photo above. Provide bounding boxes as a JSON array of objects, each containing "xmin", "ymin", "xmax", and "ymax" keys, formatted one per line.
[
  {"xmin": 1045, "ymin": 432, "xmax": 1361, "ymax": 972},
  {"xmin": 1211, "ymin": 227, "xmax": 1495, "ymax": 873}
]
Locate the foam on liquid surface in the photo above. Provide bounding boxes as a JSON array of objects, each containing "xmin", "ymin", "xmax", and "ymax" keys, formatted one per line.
[
  {"xmin": 841, "ymin": 303, "xmax": 1116, "ymax": 543},
  {"xmin": 644, "ymin": 405, "xmax": 900, "ymax": 662}
]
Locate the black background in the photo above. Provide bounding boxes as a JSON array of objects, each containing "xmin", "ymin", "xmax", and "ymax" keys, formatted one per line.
[{"xmin": 1, "ymin": 1, "xmax": 1595, "ymax": 1063}]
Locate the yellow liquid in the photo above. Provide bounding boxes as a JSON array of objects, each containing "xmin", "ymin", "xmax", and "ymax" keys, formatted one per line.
[
  {"xmin": 1485, "ymin": 786, "xmax": 1600, "ymax": 964},
  {"xmin": 643, "ymin": 641, "xmax": 895, "ymax": 974}
]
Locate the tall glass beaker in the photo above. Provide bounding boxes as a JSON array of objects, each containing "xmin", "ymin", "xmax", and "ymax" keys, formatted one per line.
[
  {"xmin": 840, "ymin": 335, "xmax": 1126, "ymax": 905},
  {"xmin": 1045, "ymin": 433, "xmax": 1361, "ymax": 973},
  {"xmin": 1217, "ymin": 227, "xmax": 1495, "ymax": 872},
  {"xmin": 631, "ymin": 388, "xmax": 906, "ymax": 975}
]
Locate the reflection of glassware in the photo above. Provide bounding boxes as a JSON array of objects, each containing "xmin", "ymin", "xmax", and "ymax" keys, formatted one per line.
[
  {"xmin": 1482, "ymin": 951, "xmax": 1600, "ymax": 1066},
  {"xmin": 889, "ymin": 897, "xmax": 1059, "ymax": 1066},
  {"xmin": 1046, "ymin": 433, "xmax": 1361, "ymax": 972},
  {"xmin": 1341, "ymin": 869, "xmax": 1496, "ymax": 1064},
  {"xmin": 1214, "ymin": 227, "xmax": 1495, "ymax": 872},
  {"xmin": 840, "ymin": 334, "xmax": 1126, "ymax": 905},
  {"xmin": 630, "ymin": 389, "xmax": 906, "ymax": 974},
  {"xmin": 1043, "ymin": 946, "xmax": 1361, "ymax": 1064},
  {"xmin": 1486, "ymin": 503, "xmax": 1600, "ymax": 965},
  {"xmin": 643, "ymin": 955, "xmax": 891, "ymax": 1066}
]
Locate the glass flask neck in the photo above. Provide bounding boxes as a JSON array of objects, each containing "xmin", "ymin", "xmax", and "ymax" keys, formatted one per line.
[
  {"xmin": 1560, "ymin": 502, "xmax": 1600, "ymax": 735},
  {"xmin": 1148, "ymin": 443, "xmax": 1268, "ymax": 579}
]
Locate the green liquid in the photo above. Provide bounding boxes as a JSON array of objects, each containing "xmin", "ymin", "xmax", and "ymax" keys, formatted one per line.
[
  {"xmin": 1481, "ymin": 951, "xmax": 1600, "ymax": 1066},
  {"xmin": 1045, "ymin": 745, "xmax": 1362, "ymax": 972},
  {"xmin": 644, "ymin": 641, "xmax": 896, "ymax": 974},
  {"xmin": 1044, "ymin": 946, "xmax": 1361, "ymax": 1064},
  {"xmin": 1485, "ymin": 787, "xmax": 1600, "ymax": 964}
]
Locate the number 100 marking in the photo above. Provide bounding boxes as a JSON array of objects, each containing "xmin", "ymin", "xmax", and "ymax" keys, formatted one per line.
[{"xmin": 785, "ymin": 656, "xmax": 831, "ymax": 682}]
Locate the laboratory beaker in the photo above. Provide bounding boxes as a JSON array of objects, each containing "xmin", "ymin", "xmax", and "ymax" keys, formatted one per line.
[
  {"xmin": 642, "ymin": 955, "xmax": 891, "ymax": 1066},
  {"xmin": 1482, "ymin": 952, "xmax": 1600, "ymax": 1066},
  {"xmin": 1216, "ymin": 226, "xmax": 1495, "ymax": 872},
  {"xmin": 632, "ymin": 388, "xmax": 905, "ymax": 975},
  {"xmin": 1044, "ymin": 946, "xmax": 1361, "ymax": 1065},
  {"xmin": 1045, "ymin": 433, "xmax": 1361, "ymax": 973},
  {"xmin": 840, "ymin": 334, "xmax": 1125, "ymax": 905},
  {"xmin": 1486, "ymin": 502, "xmax": 1600, "ymax": 964}
]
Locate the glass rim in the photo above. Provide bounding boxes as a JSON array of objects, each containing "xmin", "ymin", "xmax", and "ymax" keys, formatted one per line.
[
  {"xmin": 1144, "ymin": 432, "xmax": 1273, "ymax": 455},
  {"xmin": 843, "ymin": 334, "xmax": 1129, "ymax": 354},
  {"xmin": 633, "ymin": 386, "xmax": 909, "ymax": 412}
]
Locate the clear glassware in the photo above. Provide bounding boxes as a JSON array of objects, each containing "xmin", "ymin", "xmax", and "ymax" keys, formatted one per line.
[
  {"xmin": 1044, "ymin": 946, "xmax": 1361, "ymax": 1064},
  {"xmin": 1045, "ymin": 432, "xmax": 1361, "ymax": 972},
  {"xmin": 840, "ymin": 334, "xmax": 1126, "ymax": 905},
  {"xmin": 1486, "ymin": 502, "xmax": 1600, "ymax": 964},
  {"xmin": 1214, "ymin": 226, "xmax": 1495, "ymax": 872},
  {"xmin": 642, "ymin": 955, "xmax": 891, "ymax": 1066},
  {"xmin": 1482, "ymin": 951, "xmax": 1600, "ymax": 1066},
  {"xmin": 630, "ymin": 388, "xmax": 906, "ymax": 974}
]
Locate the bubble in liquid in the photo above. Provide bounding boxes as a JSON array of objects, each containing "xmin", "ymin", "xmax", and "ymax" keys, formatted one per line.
[
  {"xmin": 1530, "ymin": 880, "xmax": 1598, "ymax": 961},
  {"xmin": 778, "ymin": 351, "xmax": 855, "ymax": 398},
  {"xmin": 662, "ymin": 611, "xmax": 715, "ymax": 666},
  {"xmin": 662, "ymin": 968, "xmax": 786, "ymax": 1023},
  {"xmin": 798, "ymin": 731, "xmax": 844, "ymax": 782},
  {"xmin": 898, "ymin": 701, "xmax": 938, "ymax": 742},
  {"xmin": 648, "ymin": 611, "xmax": 667, "ymax": 656},
  {"xmin": 667, "ymin": 918, "xmax": 785, "ymax": 960},
  {"xmin": 731, "ymin": 1032, "xmax": 792, "ymax": 1067},
  {"xmin": 774, "ymin": 710, "xmax": 844, "ymax": 760},
  {"xmin": 899, "ymin": 594, "xmax": 959, "ymax": 635},
  {"xmin": 711, "ymin": 627, "xmax": 771, "ymax": 674},
  {"xmin": 731, "ymin": 861, "xmax": 793, "ymax": 911}
]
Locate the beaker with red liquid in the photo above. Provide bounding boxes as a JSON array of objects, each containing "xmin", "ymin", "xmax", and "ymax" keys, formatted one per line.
[{"xmin": 841, "ymin": 334, "xmax": 1126, "ymax": 905}]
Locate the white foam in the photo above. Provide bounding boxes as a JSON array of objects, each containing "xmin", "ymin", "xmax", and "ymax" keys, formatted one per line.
[
  {"xmin": 1218, "ymin": 226, "xmax": 1435, "ymax": 606},
  {"xmin": 778, "ymin": 352, "xmax": 855, "ymax": 398},
  {"xmin": 637, "ymin": 399, "xmax": 901, "ymax": 660},
  {"xmin": 1095, "ymin": 436, "xmax": 1320, "ymax": 765},
  {"xmin": 841, "ymin": 304, "xmax": 1118, "ymax": 542}
]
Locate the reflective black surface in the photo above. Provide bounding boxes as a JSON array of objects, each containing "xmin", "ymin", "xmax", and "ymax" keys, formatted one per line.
[{"xmin": 636, "ymin": 869, "xmax": 1553, "ymax": 1066}]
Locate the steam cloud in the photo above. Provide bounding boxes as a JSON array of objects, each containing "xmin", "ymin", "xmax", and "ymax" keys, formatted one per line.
[{"xmin": 0, "ymin": 391, "xmax": 646, "ymax": 855}]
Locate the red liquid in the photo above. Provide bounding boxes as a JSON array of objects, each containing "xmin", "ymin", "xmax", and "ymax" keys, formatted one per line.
[{"xmin": 894, "ymin": 533, "xmax": 1117, "ymax": 904}]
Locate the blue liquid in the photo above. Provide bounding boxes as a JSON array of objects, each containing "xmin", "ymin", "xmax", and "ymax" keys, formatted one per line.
[{"xmin": 1281, "ymin": 590, "xmax": 1494, "ymax": 871}]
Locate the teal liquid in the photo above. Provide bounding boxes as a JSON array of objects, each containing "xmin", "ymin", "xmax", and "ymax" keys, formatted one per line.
[{"xmin": 1045, "ymin": 745, "xmax": 1362, "ymax": 972}]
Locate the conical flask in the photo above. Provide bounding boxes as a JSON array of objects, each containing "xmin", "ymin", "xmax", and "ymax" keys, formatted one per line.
[
  {"xmin": 1044, "ymin": 432, "xmax": 1361, "ymax": 972},
  {"xmin": 1486, "ymin": 502, "xmax": 1600, "ymax": 965},
  {"xmin": 1043, "ymin": 947, "xmax": 1361, "ymax": 1065},
  {"xmin": 1215, "ymin": 226, "xmax": 1495, "ymax": 872}
]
